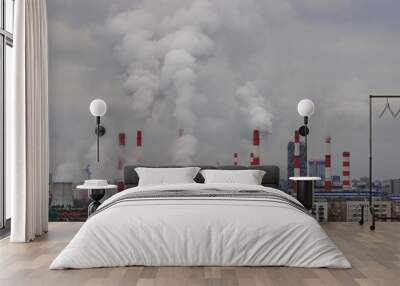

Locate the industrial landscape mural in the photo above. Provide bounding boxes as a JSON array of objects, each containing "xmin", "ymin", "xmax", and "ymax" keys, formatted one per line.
[{"xmin": 48, "ymin": 0, "xmax": 400, "ymax": 221}]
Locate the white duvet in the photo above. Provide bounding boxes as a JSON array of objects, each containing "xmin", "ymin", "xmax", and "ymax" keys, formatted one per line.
[{"xmin": 50, "ymin": 183, "xmax": 351, "ymax": 269}]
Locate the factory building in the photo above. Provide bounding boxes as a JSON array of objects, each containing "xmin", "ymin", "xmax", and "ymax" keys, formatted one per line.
[
  {"xmin": 312, "ymin": 201, "xmax": 328, "ymax": 223},
  {"xmin": 391, "ymin": 198, "xmax": 400, "ymax": 218},
  {"xmin": 346, "ymin": 200, "xmax": 391, "ymax": 223},
  {"xmin": 382, "ymin": 179, "xmax": 400, "ymax": 195},
  {"xmin": 332, "ymin": 175, "xmax": 342, "ymax": 188},
  {"xmin": 346, "ymin": 201, "xmax": 370, "ymax": 223},
  {"xmin": 308, "ymin": 159, "xmax": 325, "ymax": 188}
]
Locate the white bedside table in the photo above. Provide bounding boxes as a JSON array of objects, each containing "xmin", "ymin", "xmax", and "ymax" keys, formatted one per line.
[
  {"xmin": 289, "ymin": 177, "xmax": 321, "ymax": 210},
  {"xmin": 77, "ymin": 184, "xmax": 117, "ymax": 215}
]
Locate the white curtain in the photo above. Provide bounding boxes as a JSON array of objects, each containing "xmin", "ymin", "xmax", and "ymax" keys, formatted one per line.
[{"xmin": 9, "ymin": 0, "xmax": 49, "ymax": 242}]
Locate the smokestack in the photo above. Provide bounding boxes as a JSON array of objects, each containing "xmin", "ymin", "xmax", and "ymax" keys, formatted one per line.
[
  {"xmin": 324, "ymin": 137, "xmax": 332, "ymax": 191},
  {"xmin": 251, "ymin": 129, "xmax": 260, "ymax": 166},
  {"xmin": 117, "ymin": 133, "xmax": 126, "ymax": 192},
  {"xmin": 233, "ymin": 153, "xmax": 238, "ymax": 166},
  {"xmin": 118, "ymin": 133, "xmax": 126, "ymax": 170},
  {"xmin": 342, "ymin": 151, "xmax": 351, "ymax": 191},
  {"xmin": 135, "ymin": 130, "xmax": 143, "ymax": 163}
]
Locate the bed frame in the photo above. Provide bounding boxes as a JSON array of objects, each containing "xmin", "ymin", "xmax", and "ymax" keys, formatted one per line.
[{"xmin": 124, "ymin": 165, "xmax": 280, "ymax": 189}]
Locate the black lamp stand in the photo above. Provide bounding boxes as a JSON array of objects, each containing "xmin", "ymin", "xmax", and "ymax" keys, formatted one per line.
[
  {"xmin": 94, "ymin": 116, "xmax": 106, "ymax": 162},
  {"xmin": 299, "ymin": 116, "xmax": 309, "ymax": 175}
]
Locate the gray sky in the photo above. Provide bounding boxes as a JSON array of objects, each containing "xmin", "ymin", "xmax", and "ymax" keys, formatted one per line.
[{"xmin": 48, "ymin": 0, "xmax": 400, "ymax": 182}]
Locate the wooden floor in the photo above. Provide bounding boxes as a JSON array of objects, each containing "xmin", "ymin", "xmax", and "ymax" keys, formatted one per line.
[{"xmin": 0, "ymin": 222, "xmax": 399, "ymax": 286}]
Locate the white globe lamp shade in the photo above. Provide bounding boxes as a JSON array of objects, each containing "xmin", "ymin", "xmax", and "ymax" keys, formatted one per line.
[
  {"xmin": 90, "ymin": 99, "xmax": 107, "ymax": 117},
  {"xmin": 297, "ymin": 99, "xmax": 315, "ymax": 117}
]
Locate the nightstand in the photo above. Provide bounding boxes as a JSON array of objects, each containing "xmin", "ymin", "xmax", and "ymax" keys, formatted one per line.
[
  {"xmin": 77, "ymin": 184, "xmax": 117, "ymax": 216},
  {"xmin": 289, "ymin": 177, "xmax": 321, "ymax": 210}
]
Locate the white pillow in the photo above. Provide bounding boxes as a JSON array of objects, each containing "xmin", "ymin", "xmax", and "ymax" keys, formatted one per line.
[
  {"xmin": 135, "ymin": 167, "xmax": 201, "ymax": 186},
  {"xmin": 200, "ymin": 169, "xmax": 266, "ymax": 185}
]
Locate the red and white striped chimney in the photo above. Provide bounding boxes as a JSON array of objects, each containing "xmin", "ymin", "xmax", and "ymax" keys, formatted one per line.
[
  {"xmin": 135, "ymin": 130, "xmax": 143, "ymax": 163},
  {"xmin": 342, "ymin": 151, "xmax": 351, "ymax": 191},
  {"xmin": 118, "ymin": 133, "xmax": 126, "ymax": 171},
  {"xmin": 251, "ymin": 129, "xmax": 260, "ymax": 166},
  {"xmin": 324, "ymin": 137, "xmax": 332, "ymax": 191},
  {"xmin": 117, "ymin": 133, "xmax": 126, "ymax": 192},
  {"xmin": 233, "ymin": 153, "xmax": 238, "ymax": 166}
]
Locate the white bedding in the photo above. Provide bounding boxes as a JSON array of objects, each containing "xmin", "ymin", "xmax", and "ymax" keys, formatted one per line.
[{"xmin": 50, "ymin": 183, "xmax": 351, "ymax": 269}]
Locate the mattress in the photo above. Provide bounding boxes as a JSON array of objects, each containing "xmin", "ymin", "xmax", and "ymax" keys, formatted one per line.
[{"xmin": 50, "ymin": 183, "xmax": 351, "ymax": 269}]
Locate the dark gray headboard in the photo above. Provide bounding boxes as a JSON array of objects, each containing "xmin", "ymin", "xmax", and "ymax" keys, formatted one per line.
[{"xmin": 124, "ymin": 165, "xmax": 280, "ymax": 189}]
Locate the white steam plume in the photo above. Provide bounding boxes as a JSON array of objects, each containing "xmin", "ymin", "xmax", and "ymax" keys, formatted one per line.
[
  {"xmin": 172, "ymin": 134, "xmax": 198, "ymax": 165},
  {"xmin": 107, "ymin": 0, "xmax": 273, "ymax": 165},
  {"xmin": 107, "ymin": 1, "xmax": 219, "ymax": 164},
  {"xmin": 236, "ymin": 81, "xmax": 273, "ymax": 130}
]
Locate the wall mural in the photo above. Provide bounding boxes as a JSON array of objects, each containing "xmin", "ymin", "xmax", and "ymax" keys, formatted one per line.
[{"xmin": 48, "ymin": 0, "xmax": 400, "ymax": 222}]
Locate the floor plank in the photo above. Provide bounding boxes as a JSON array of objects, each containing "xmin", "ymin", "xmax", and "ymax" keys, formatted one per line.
[{"xmin": 0, "ymin": 222, "xmax": 399, "ymax": 286}]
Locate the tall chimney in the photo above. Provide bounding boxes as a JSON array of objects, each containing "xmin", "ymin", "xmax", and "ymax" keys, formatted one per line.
[
  {"xmin": 251, "ymin": 129, "xmax": 260, "ymax": 166},
  {"xmin": 233, "ymin": 153, "xmax": 238, "ymax": 166},
  {"xmin": 118, "ymin": 133, "xmax": 126, "ymax": 170},
  {"xmin": 342, "ymin": 151, "xmax": 351, "ymax": 191},
  {"xmin": 324, "ymin": 137, "xmax": 332, "ymax": 191},
  {"xmin": 117, "ymin": 133, "xmax": 126, "ymax": 192},
  {"xmin": 135, "ymin": 130, "xmax": 143, "ymax": 163}
]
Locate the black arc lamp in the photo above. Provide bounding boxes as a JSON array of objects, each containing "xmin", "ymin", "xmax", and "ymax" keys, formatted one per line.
[
  {"xmin": 297, "ymin": 99, "xmax": 315, "ymax": 175},
  {"xmin": 89, "ymin": 99, "xmax": 107, "ymax": 162}
]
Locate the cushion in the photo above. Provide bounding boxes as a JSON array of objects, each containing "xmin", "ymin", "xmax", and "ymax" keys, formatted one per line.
[
  {"xmin": 200, "ymin": 169, "xmax": 266, "ymax": 185},
  {"xmin": 135, "ymin": 167, "xmax": 201, "ymax": 186}
]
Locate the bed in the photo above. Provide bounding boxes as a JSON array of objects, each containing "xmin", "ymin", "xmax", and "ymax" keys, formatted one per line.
[{"xmin": 50, "ymin": 165, "xmax": 350, "ymax": 269}]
